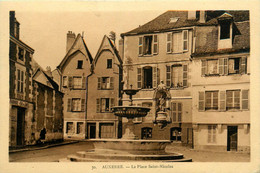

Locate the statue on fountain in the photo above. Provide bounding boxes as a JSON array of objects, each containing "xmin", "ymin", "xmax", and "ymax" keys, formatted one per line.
[{"xmin": 154, "ymin": 80, "xmax": 171, "ymax": 128}]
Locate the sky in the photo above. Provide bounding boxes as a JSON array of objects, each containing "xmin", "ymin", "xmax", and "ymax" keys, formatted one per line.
[{"xmin": 16, "ymin": 10, "xmax": 165, "ymax": 70}]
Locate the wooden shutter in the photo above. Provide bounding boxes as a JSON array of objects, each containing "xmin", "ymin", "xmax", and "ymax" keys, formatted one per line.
[
  {"xmin": 198, "ymin": 92, "xmax": 205, "ymax": 111},
  {"xmin": 81, "ymin": 99, "xmax": 85, "ymax": 111},
  {"xmin": 67, "ymin": 98, "xmax": 72, "ymax": 112},
  {"xmin": 183, "ymin": 30, "xmax": 188, "ymax": 51},
  {"xmin": 224, "ymin": 58, "xmax": 228, "ymax": 75},
  {"xmin": 208, "ymin": 125, "xmax": 211, "ymax": 143},
  {"xmin": 110, "ymin": 98, "xmax": 115, "ymax": 112},
  {"xmin": 157, "ymin": 68, "xmax": 160, "ymax": 86},
  {"xmin": 240, "ymin": 57, "xmax": 247, "ymax": 74},
  {"xmin": 153, "ymin": 35, "xmax": 158, "ymax": 54},
  {"xmin": 166, "ymin": 33, "xmax": 172, "ymax": 53},
  {"xmin": 96, "ymin": 98, "xmax": 100, "ymax": 113},
  {"xmin": 138, "ymin": 37, "xmax": 143, "ymax": 56},
  {"xmin": 219, "ymin": 91, "xmax": 226, "ymax": 111},
  {"xmin": 68, "ymin": 76, "xmax": 73, "ymax": 88},
  {"xmin": 219, "ymin": 58, "xmax": 224, "ymax": 75},
  {"xmin": 183, "ymin": 65, "xmax": 188, "ymax": 87},
  {"xmin": 213, "ymin": 125, "xmax": 216, "ymax": 143},
  {"xmin": 178, "ymin": 103, "xmax": 182, "ymax": 122},
  {"xmin": 97, "ymin": 77, "xmax": 101, "ymax": 90},
  {"xmin": 153, "ymin": 67, "xmax": 157, "ymax": 88},
  {"xmin": 171, "ymin": 102, "xmax": 177, "ymax": 122},
  {"xmin": 137, "ymin": 68, "xmax": 142, "ymax": 89},
  {"xmin": 201, "ymin": 60, "xmax": 206, "ymax": 76},
  {"xmin": 166, "ymin": 65, "xmax": 171, "ymax": 87},
  {"xmin": 110, "ymin": 77, "xmax": 114, "ymax": 89},
  {"xmin": 82, "ymin": 77, "xmax": 86, "ymax": 89},
  {"xmin": 242, "ymin": 90, "xmax": 249, "ymax": 110}
]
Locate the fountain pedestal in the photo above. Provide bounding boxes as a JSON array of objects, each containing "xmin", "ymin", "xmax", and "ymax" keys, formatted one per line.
[{"xmin": 122, "ymin": 118, "xmax": 138, "ymax": 140}]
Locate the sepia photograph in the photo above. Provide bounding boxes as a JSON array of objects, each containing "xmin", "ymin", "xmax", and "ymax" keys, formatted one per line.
[{"xmin": 1, "ymin": 1, "xmax": 260, "ymax": 173}]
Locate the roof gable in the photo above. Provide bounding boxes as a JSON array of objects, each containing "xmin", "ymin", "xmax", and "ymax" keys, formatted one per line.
[
  {"xmin": 93, "ymin": 35, "xmax": 122, "ymax": 66},
  {"xmin": 57, "ymin": 33, "xmax": 93, "ymax": 71},
  {"xmin": 33, "ymin": 68, "xmax": 59, "ymax": 90}
]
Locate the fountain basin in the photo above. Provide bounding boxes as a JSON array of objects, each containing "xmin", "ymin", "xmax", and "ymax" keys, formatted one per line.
[
  {"xmin": 112, "ymin": 106, "xmax": 150, "ymax": 118},
  {"xmin": 89, "ymin": 139, "xmax": 171, "ymax": 154}
]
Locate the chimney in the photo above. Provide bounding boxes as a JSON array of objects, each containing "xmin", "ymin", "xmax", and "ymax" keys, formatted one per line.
[
  {"xmin": 66, "ymin": 31, "xmax": 76, "ymax": 52},
  {"xmin": 188, "ymin": 11, "xmax": 196, "ymax": 20},
  {"xmin": 10, "ymin": 11, "xmax": 20, "ymax": 39},
  {"xmin": 118, "ymin": 38, "xmax": 124, "ymax": 60},
  {"xmin": 199, "ymin": 11, "xmax": 206, "ymax": 23},
  {"xmin": 45, "ymin": 66, "xmax": 52, "ymax": 78}
]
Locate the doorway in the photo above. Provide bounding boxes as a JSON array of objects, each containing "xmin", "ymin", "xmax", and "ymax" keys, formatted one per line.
[
  {"xmin": 170, "ymin": 127, "xmax": 182, "ymax": 141},
  {"xmin": 17, "ymin": 108, "xmax": 25, "ymax": 146},
  {"xmin": 87, "ymin": 123, "xmax": 96, "ymax": 139},
  {"xmin": 227, "ymin": 126, "xmax": 238, "ymax": 151}
]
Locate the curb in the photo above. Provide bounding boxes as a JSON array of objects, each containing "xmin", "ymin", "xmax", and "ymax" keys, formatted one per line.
[{"xmin": 9, "ymin": 141, "xmax": 79, "ymax": 153}]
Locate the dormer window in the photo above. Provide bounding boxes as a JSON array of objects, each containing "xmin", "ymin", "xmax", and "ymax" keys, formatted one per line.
[
  {"xmin": 217, "ymin": 13, "xmax": 233, "ymax": 49},
  {"xmin": 220, "ymin": 21, "xmax": 231, "ymax": 39},
  {"xmin": 169, "ymin": 17, "xmax": 179, "ymax": 23}
]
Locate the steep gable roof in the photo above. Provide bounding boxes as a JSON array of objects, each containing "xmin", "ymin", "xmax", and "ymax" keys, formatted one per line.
[
  {"xmin": 93, "ymin": 35, "xmax": 122, "ymax": 66},
  {"xmin": 57, "ymin": 33, "xmax": 93, "ymax": 71},
  {"xmin": 121, "ymin": 10, "xmax": 249, "ymax": 36},
  {"xmin": 33, "ymin": 68, "xmax": 59, "ymax": 90}
]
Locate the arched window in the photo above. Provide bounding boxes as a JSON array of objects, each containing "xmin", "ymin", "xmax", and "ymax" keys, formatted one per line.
[{"xmin": 141, "ymin": 127, "xmax": 152, "ymax": 139}]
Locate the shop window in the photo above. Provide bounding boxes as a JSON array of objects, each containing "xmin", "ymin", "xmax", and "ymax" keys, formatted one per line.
[
  {"xmin": 66, "ymin": 122, "xmax": 74, "ymax": 134},
  {"xmin": 171, "ymin": 127, "xmax": 182, "ymax": 141},
  {"xmin": 77, "ymin": 122, "xmax": 84, "ymax": 134}
]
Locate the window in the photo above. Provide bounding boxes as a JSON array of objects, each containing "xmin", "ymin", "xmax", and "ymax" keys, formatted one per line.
[
  {"xmin": 138, "ymin": 35, "xmax": 158, "ymax": 56},
  {"xmin": 68, "ymin": 76, "xmax": 86, "ymax": 89},
  {"xmin": 220, "ymin": 21, "xmax": 231, "ymax": 39},
  {"xmin": 141, "ymin": 127, "xmax": 152, "ymax": 139},
  {"xmin": 63, "ymin": 76, "xmax": 68, "ymax": 87},
  {"xmin": 66, "ymin": 122, "xmax": 74, "ymax": 134},
  {"xmin": 199, "ymin": 90, "xmax": 249, "ymax": 111},
  {"xmin": 143, "ymin": 66, "xmax": 153, "ymax": 89},
  {"xmin": 228, "ymin": 58, "xmax": 240, "ymax": 74},
  {"xmin": 107, "ymin": 59, "xmax": 112, "ymax": 69},
  {"xmin": 73, "ymin": 77, "xmax": 82, "ymax": 89},
  {"xmin": 171, "ymin": 102, "xmax": 182, "ymax": 122},
  {"xmin": 208, "ymin": 125, "xmax": 217, "ymax": 143},
  {"xmin": 202, "ymin": 57, "xmax": 247, "ymax": 76},
  {"xmin": 167, "ymin": 30, "xmax": 188, "ymax": 53},
  {"xmin": 18, "ymin": 47, "xmax": 24, "ymax": 61},
  {"xmin": 72, "ymin": 98, "xmax": 81, "ymax": 111},
  {"xmin": 77, "ymin": 122, "xmax": 84, "ymax": 134},
  {"xmin": 226, "ymin": 90, "xmax": 240, "ymax": 110},
  {"xmin": 172, "ymin": 65, "xmax": 183, "ymax": 87},
  {"xmin": 171, "ymin": 127, "xmax": 181, "ymax": 141},
  {"xmin": 77, "ymin": 60, "xmax": 83, "ymax": 69},
  {"xmin": 205, "ymin": 91, "xmax": 218, "ymax": 110},
  {"xmin": 98, "ymin": 77, "xmax": 114, "ymax": 90},
  {"xmin": 17, "ymin": 69, "xmax": 24, "ymax": 93},
  {"xmin": 96, "ymin": 98, "xmax": 114, "ymax": 113},
  {"xmin": 166, "ymin": 64, "xmax": 188, "ymax": 88},
  {"xmin": 67, "ymin": 98, "xmax": 85, "ymax": 112}
]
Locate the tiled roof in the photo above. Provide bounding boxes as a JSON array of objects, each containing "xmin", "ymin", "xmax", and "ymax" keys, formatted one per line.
[{"xmin": 121, "ymin": 10, "xmax": 249, "ymax": 36}]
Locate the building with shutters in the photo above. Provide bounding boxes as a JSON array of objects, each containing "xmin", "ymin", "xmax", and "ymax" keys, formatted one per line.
[
  {"xmin": 86, "ymin": 35, "xmax": 123, "ymax": 139},
  {"xmin": 9, "ymin": 11, "xmax": 35, "ymax": 147},
  {"xmin": 55, "ymin": 31, "xmax": 93, "ymax": 140},
  {"xmin": 120, "ymin": 11, "xmax": 194, "ymax": 145},
  {"xmin": 120, "ymin": 10, "xmax": 250, "ymax": 151},
  {"xmin": 190, "ymin": 11, "xmax": 250, "ymax": 152}
]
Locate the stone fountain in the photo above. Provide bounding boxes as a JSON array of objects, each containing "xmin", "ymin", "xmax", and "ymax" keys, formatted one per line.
[{"xmin": 61, "ymin": 84, "xmax": 191, "ymax": 162}]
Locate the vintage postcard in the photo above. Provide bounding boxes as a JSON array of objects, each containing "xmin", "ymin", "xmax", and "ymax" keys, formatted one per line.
[{"xmin": 0, "ymin": 1, "xmax": 260, "ymax": 173}]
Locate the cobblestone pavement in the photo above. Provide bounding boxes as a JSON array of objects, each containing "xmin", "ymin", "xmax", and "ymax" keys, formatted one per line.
[{"xmin": 9, "ymin": 141, "xmax": 250, "ymax": 162}]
